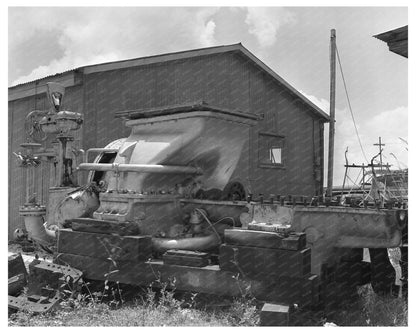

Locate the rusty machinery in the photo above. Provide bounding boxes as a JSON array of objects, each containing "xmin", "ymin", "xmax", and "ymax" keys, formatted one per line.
[{"xmin": 10, "ymin": 83, "xmax": 407, "ymax": 320}]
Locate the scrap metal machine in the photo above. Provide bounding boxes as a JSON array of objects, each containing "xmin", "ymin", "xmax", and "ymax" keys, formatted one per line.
[{"xmin": 11, "ymin": 82, "xmax": 407, "ymax": 321}]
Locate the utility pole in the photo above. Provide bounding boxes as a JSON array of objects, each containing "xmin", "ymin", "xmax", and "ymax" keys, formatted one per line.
[{"xmin": 327, "ymin": 29, "xmax": 336, "ymax": 197}]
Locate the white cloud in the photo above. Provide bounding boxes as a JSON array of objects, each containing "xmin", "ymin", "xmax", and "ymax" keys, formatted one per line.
[
  {"xmin": 10, "ymin": 7, "xmax": 220, "ymax": 86},
  {"xmin": 299, "ymin": 91, "xmax": 330, "ymax": 114},
  {"xmin": 200, "ymin": 20, "xmax": 217, "ymax": 46},
  {"xmin": 194, "ymin": 7, "xmax": 219, "ymax": 47},
  {"xmin": 8, "ymin": 8, "xmax": 66, "ymax": 49},
  {"xmin": 244, "ymin": 7, "xmax": 295, "ymax": 48}
]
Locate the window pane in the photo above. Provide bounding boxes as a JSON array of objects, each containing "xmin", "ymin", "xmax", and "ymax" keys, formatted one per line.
[{"xmin": 270, "ymin": 147, "xmax": 282, "ymax": 164}]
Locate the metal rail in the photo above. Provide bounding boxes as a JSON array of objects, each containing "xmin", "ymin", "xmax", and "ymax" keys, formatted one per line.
[{"xmin": 78, "ymin": 162, "xmax": 203, "ymax": 175}]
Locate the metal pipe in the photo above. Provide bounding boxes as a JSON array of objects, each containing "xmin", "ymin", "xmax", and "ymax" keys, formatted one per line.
[
  {"xmin": 19, "ymin": 207, "xmax": 51, "ymax": 245},
  {"xmin": 327, "ymin": 28, "xmax": 336, "ymax": 197},
  {"xmin": 85, "ymin": 148, "xmax": 118, "ymax": 163},
  {"xmin": 152, "ymin": 224, "xmax": 229, "ymax": 253},
  {"xmin": 76, "ymin": 148, "xmax": 85, "ymax": 163},
  {"xmin": 78, "ymin": 163, "xmax": 203, "ymax": 175},
  {"xmin": 43, "ymin": 222, "xmax": 58, "ymax": 238},
  {"xmin": 152, "ymin": 233, "xmax": 219, "ymax": 253},
  {"xmin": 73, "ymin": 148, "xmax": 85, "ymax": 185},
  {"xmin": 25, "ymin": 168, "xmax": 30, "ymax": 203}
]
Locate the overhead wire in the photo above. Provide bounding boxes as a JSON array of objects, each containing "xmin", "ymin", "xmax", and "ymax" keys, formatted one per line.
[{"xmin": 335, "ymin": 45, "xmax": 369, "ymax": 163}]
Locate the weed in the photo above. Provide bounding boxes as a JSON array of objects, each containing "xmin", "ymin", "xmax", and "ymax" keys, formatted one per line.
[
  {"xmin": 359, "ymin": 284, "xmax": 407, "ymax": 326},
  {"xmin": 228, "ymin": 296, "xmax": 259, "ymax": 326}
]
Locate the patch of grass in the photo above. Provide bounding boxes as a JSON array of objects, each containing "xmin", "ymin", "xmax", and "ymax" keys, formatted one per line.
[
  {"xmin": 8, "ymin": 279, "xmax": 258, "ymax": 327},
  {"xmin": 321, "ymin": 284, "xmax": 407, "ymax": 326},
  {"xmin": 359, "ymin": 284, "xmax": 407, "ymax": 326},
  {"xmin": 8, "ymin": 267, "xmax": 407, "ymax": 327},
  {"xmin": 8, "ymin": 302, "xmax": 234, "ymax": 326},
  {"xmin": 223, "ymin": 293, "xmax": 259, "ymax": 326},
  {"xmin": 9, "ymin": 282, "xmax": 407, "ymax": 326}
]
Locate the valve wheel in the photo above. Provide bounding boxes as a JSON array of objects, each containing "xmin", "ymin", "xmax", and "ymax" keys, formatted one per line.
[
  {"xmin": 26, "ymin": 115, "xmax": 47, "ymax": 142},
  {"xmin": 223, "ymin": 181, "xmax": 246, "ymax": 201}
]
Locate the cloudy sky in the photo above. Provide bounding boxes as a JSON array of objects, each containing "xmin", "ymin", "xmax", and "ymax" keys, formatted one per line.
[{"xmin": 8, "ymin": 6, "xmax": 408, "ymax": 186}]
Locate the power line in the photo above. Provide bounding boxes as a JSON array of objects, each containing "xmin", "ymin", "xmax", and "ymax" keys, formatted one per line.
[{"xmin": 335, "ymin": 45, "xmax": 369, "ymax": 163}]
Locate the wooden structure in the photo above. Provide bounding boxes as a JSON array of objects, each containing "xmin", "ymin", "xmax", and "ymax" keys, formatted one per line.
[
  {"xmin": 374, "ymin": 25, "xmax": 408, "ymax": 58},
  {"xmin": 8, "ymin": 43, "xmax": 329, "ymax": 237}
]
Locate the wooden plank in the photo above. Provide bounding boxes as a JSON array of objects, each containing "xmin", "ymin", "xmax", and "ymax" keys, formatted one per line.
[
  {"xmin": 163, "ymin": 250, "xmax": 210, "ymax": 267},
  {"xmin": 70, "ymin": 218, "xmax": 140, "ymax": 235},
  {"xmin": 162, "ymin": 255, "xmax": 209, "ymax": 267},
  {"xmin": 57, "ymin": 229, "xmax": 152, "ymax": 262},
  {"xmin": 56, "ymin": 253, "xmax": 319, "ymax": 305},
  {"xmin": 224, "ymin": 229, "xmax": 306, "ymax": 250},
  {"xmin": 56, "ymin": 253, "xmax": 244, "ymax": 296},
  {"xmin": 219, "ymin": 245, "xmax": 311, "ymax": 279},
  {"xmin": 164, "ymin": 249, "xmax": 210, "ymax": 258}
]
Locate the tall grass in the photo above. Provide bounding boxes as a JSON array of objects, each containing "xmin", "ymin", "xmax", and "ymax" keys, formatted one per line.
[
  {"xmin": 319, "ymin": 284, "xmax": 407, "ymax": 326},
  {"xmin": 358, "ymin": 284, "xmax": 407, "ymax": 326},
  {"xmin": 8, "ymin": 244, "xmax": 406, "ymax": 326},
  {"xmin": 8, "ymin": 280, "xmax": 259, "ymax": 327},
  {"xmin": 9, "ymin": 280, "xmax": 406, "ymax": 326}
]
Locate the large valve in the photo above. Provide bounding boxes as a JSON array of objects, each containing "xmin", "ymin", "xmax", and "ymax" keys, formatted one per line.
[{"xmin": 23, "ymin": 82, "xmax": 84, "ymax": 187}]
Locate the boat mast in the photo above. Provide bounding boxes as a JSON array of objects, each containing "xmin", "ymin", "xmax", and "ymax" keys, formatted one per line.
[
  {"xmin": 373, "ymin": 136, "xmax": 385, "ymax": 172},
  {"xmin": 327, "ymin": 29, "xmax": 336, "ymax": 197}
]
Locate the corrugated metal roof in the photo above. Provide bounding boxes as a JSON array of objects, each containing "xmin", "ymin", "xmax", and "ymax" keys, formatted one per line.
[
  {"xmin": 9, "ymin": 43, "xmax": 329, "ymax": 120},
  {"xmin": 10, "ymin": 68, "xmax": 80, "ymax": 88},
  {"xmin": 10, "ymin": 44, "xmax": 243, "ymax": 88}
]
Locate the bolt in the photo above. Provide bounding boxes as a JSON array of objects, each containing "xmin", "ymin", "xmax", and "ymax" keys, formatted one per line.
[{"xmin": 247, "ymin": 193, "xmax": 252, "ymax": 203}]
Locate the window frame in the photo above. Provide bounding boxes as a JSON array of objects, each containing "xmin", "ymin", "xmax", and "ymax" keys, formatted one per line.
[{"xmin": 258, "ymin": 131, "xmax": 286, "ymax": 169}]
